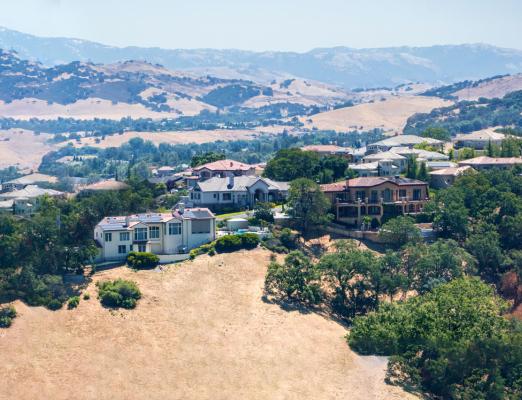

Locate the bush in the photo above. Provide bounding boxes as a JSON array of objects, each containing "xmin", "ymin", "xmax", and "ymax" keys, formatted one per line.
[
  {"xmin": 215, "ymin": 234, "xmax": 260, "ymax": 252},
  {"xmin": 97, "ymin": 279, "xmax": 141, "ymax": 309},
  {"xmin": 254, "ymin": 202, "xmax": 275, "ymax": 223},
  {"xmin": 47, "ymin": 299, "xmax": 63, "ymax": 310},
  {"xmin": 279, "ymin": 228, "xmax": 298, "ymax": 249},
  {"xmin": 67, "ymin": 296, "xmax": 80, "ymax": 309},
  {"xmin": 83, "ymin": 292, "xmax": 90, "ymax": 300},
  {"xmin": 0, "ymin": 305, "xmax": 17, "ymax": 328},
  {"xmin": 126, "ymin": 252, "xmax": 160, "ymax": 270}
]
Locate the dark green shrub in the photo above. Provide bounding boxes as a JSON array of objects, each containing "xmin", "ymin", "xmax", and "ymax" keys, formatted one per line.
[
  {"xmin": 279, "ymin": 228, "xmax": 298, "ymax": 249},
  {"xmin": 83, "ymin": 292, "xmax": 90, "ymax": 300},
  {"xmin": 97, "ymin": 279, "xmax": 141, "ymax": 309},
  {"xmin": 47, "ymin": 299, "xmax": 63, "ymax": 311},
  {"xmin": 0, "ymin": 306, "xmax": 17, "ymax": 328},
  {"xmin": 126, "ymin": 252, "xmax": 160, "ymax": 270},
  {"xmin": 67, "ymin": 296, "xmax": 80, "ymax": 309},
  {"xmin": 240, "ymin": 233, "xmax": 260, "ymax": 249},
  {"xmin": 215, "ymin": 234, "xmax": 242, "ymax": 252}
]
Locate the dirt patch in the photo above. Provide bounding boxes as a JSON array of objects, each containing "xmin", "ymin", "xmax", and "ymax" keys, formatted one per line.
[{"xmin": 0, "ymin": 248, "xmax": 415, "ymax": 400}]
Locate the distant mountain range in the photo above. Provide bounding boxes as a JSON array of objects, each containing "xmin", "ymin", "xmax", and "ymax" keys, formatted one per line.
[{"xmin": 1, "ymin": 27, "xmax": 522, "ymax": 88}]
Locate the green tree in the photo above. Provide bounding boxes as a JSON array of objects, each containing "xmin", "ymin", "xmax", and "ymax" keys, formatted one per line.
[
  {"xmin": 379, "ymin": 216, "xmax": 421, "ymax": 248},
  {"xmin": 421, "ymin": 127, "xmax": 451, "ymax": 142},
  {"xmin": 287, "ymin": 178, "xmax": 331, "ymax": 233},
  {"xmin": 500, "ymin": 136, "xmax": 522, "ymax": 157},
  {"xmin": 416, "ymin": 161, "xmax": 429, "ymax": 181},
  {"xmin": 405, "ymin": 156, "xmax": 418, "ymax": 179},
  {"xmin": 254, "ymin": 202, "xmax": 274, "ymax": 222},
  {"xmin": 264, "ymin": 148, "xmax": 321, "ymax": 181},
  {"xmin": 465, "ymin": 224, "xmax": 505, "ymax": 282},
  {"xmin": 264, "ymin": 251, "xmax": 322, "ymax": 304},
  {"xmin": 190, "ymin": 152, "xmax": 226, "ymax": 168}
]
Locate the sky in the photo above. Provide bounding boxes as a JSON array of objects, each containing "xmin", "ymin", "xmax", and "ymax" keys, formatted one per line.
[{"xmin": 0, "ymin": 0, "xmax": 521, "ymax": 52}]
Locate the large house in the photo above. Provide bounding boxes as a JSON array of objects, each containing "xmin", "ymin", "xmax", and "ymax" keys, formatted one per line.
[
  {"xmin": 1, "ymin": 173, "xmax": 58, "ymax": 192},
  {"xmin": 362, "ymin": 151, "xmax": 407, "ymax": 173},
  {"xmin": 454, "ymin": 130, "xmax": 505, "ymax": 150},
  {"xmin": 458, "ymin": 156, "xmax": 522, "ymax": 170},
  {"xmin": 189, "ymin": 175, "xmax": 289, "ymax": 210},
  {"xmin": 0, "ymin": 185, "xmax": 65, "ymax": 215},
  {"xmin": 366, "ymin": 135, "xmax": 443, "ymax": 154},
  {"xmin": 94, "ymin": 205, "xmax": 216, "ymax": 262},
  {"xmin": 193, "ymin": 159, "xmax": 256, "ymax": 181},
  {"xmin": 321, "ymin": 176, "xmax": 429, "ymax": 226},
  {"xmin": 429, "ymin": 166, "xmax": 475, "ymax": 189},
  {"xmin": 301, "ymin": 144, "xmax": 354, "ymax": 160}
]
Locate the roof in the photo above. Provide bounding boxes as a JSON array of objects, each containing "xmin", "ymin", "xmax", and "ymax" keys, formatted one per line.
[
  {"xmin": 389, "ymin": 147, "xmax": 449, "ymax": 161},
  {"xmin": 320, "ymin": 182, "xmax": 347, "ymax": 193},
  {"xmin": 80, "ymin": 179, "xmax": 131, "ymax": 191},
  {"xmin": 429, "ymin": 166, "xmax": 475, "ymax": 176},
  {"xmin": 425, "ymin": 161, "xmax": 458, "ymax": 168},
  {"xmin": 346, "ymin": 176, "xmax": 427, "ymax": 188},
  {"xmin": 370, "ymin": 135, "xmax": 443, "ymax": 148},
  {"xmin": 301, "ymin": 145, "xmax": 352, "ymax": 153},
  {"xmin": 97, "ymin": 208, "xmax": 214, "ymax": 230},
  {"xmin": 0, "ymin": 185, "xmax": 64, "ymax": 200},
  {"xmin": 196, "ymin": 176, "xmax": 289, "ymax": 192},
  {"xmin": 157, "ymin": 166, "xmax": 175, "ymax": 171},
  {"xmin": 348, "ymin": 162, "xmax": 379, "ymax": 171},
  {"xmin": 193, "ymin": 159, "xmax": 254, "ymax": 172},
  {"xmin": 455, "ymin": 130, "xmax": 505, "ymax": 142},
  {"xmin": 458, "ymin": 156, "xmax": 522, "ymax": 166},
  {"xmin": 363, "ymin": 151, "xmax": 406, "ymax": 161},
  {"xmin": 0, "ymin": 199, "xmax": 13, "ymax": 209},
  {"xmin": 5, "ymin": 173, "xmax": 58, "ymax": 186}
]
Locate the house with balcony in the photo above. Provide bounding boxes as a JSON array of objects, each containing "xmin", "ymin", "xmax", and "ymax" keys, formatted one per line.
[
  {"xmin": 94, "ymin": 205, "xmax": 215, "ymax": 262},
  {"xmin": 321, "ymin": 176, "xmax": 429, "ymax": 226}
]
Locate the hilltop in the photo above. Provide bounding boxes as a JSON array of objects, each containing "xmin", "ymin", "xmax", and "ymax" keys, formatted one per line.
[{"xmin": 2, "ymin": 27, "xmax": 522, "ymax": 88}]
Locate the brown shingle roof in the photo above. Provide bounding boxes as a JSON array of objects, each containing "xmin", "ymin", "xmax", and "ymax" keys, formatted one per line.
[{"xmin": 193, "ymin": 159, "xmax": 253, "ymax": 172}]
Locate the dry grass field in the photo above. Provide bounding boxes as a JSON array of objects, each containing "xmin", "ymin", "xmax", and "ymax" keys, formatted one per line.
[
  {"xmin": 0, "ymin": 249, "xmax": 416, "ymax": 400},
  {"xmin": 454, "ymin": 74, "xmax": 522, "ymax": 101},
  {"xmin": 0, "ymin": 129, "xmax": 58, "ymax": 170},
  {"xmin": 301, "ymin": 96, "xmax": 451, "ymax": 134}
]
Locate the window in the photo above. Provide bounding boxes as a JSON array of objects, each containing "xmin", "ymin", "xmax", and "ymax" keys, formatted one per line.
[
  {"xmin": 134, "ymin": 228, "xmax": 147, "ymax": 241},
  {"xmin": 399, "ymin": 189, "xmax": 406, "ymax": 199},
  {"xmin": 192, "ymin": 219, "xmax": 211, "ymax": 234},
  {"xmin": 222, "ymin": 193, "xmax": 232, "ymax": 201},
  {"xmin": 120, "ymin": 232, "xmax": 130, "ymax": 241},
  {"xmin": 169, "ymin": 222, "xmax": 181, "ymax": 235},
  {"xmin": 355, "ymin": 191, "xmax": 366, "ymax": 201},
  {"xmin": 413, "ymin": 189, "xmax": 422, "ymax": 200},
  {"xmin": 149, "ymin": 226, "xmax": 160, "ymax": 239},
  {"xmin": 137, "ymin": 244, "xmax": 146, "ymax": 252},
  {"xmin": 118, "ymin": 245, "xmax": 127, "ymax": 254},
  {"xmin": 104, "ymin": 232, "xmax": 112, "ymax": 242}
]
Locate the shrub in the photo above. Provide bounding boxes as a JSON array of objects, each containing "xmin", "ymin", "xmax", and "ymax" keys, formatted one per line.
[
  {"xmin": 97, "ymin": 279, "xmax": 141, "ymax": 309},
  {"xmin": 240, "ymin": 233, "xmax": 260, "ymax": 249},
  {"xmin": 279, "ymin": 228, "xmax": 298, "ymax": 249},
  {"xmin": 215, "ymin": 234, "xmax": 243, "ymax": 252},
  {"xmin": 83, "ymin": 292, "xmax": 90, "ymax": 300},
  {"xmin": 126, "ymin": 252, "xmax": 160, "ymax": 270},
  {"xmin": 47, "ymin": 299, "xmax": 63, "ymax": 311},
  {"xmin": 0, "ymin": 305, "xmax": 17, "ymax": 328},
  {"xmin": 67, "ymin": 296, "xmax": 80, "ymax": 309}
]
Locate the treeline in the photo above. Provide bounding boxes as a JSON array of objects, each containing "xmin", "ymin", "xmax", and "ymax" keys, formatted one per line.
[
  {"xmin": 0, "ymin": 178, "xmax": 158, "ymax": 309},
  {"xmin": 39, "ymin": 129, "xmax": 384, "ymax": 179},
  {"xmin": 404, "ymin": 90, "xmax": 522, "ymax": 135}
]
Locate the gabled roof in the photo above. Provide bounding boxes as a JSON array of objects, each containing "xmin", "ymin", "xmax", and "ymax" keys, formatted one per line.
[
  {"xmin": 369, "ymin": 135, "xmax": 443, "ymax": 148},
  {"xmin": 346, "ymin": 176, "xmax": 427, "ymax": 188},
  {"xmin": 320, "ymin": 182, "xmax": 347, "ymax": 192},
  {"xmin": 363, "ymin": 151, "xmax": 406, "ymax": 161},
  {"xmin": 301, "ymin": 145, "xmax": 353, "ymax": 153},
  {"xmin": 80, "ymin": 179, "xmax": 130, "ymax": 191},
  {"xmin": 5, "ymin": 173, "xmax": 58, "ymax": 185},
  {"xmin": 458, "ymin": 156, "xmax": 522, "ymax": 166},
  {"xmin": 0, "ymin": 185, "xmax": 64, "ymax": 200},
  {"xmin": 429, "ymin": 166, "xmax": 475, "ymax": 176},
  {"xmin": 193, "ymin": 159, "xmax": 254, "ymax": 172},
  {"xmin": 195, "ymin": 176, "xmax": 289, "ymax": 192},
  {"xmin": 455, "ymin": 130, "xmax": 505, "ymax": 141}
]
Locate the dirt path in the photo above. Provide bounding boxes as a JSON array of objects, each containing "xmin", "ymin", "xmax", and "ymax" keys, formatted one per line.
[{"xmin": 0, "ymin": 249, "xmax": 416, "ymax": 400}]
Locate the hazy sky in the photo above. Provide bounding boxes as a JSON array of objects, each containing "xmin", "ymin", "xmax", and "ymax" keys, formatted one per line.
[{"xmin": 1, "ymin": 0, "xmax": 521, "ymax": 51}]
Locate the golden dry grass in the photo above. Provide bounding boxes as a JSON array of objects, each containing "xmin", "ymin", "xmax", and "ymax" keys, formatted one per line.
[
  {"xmin": 301, "ymin": 96, "xmax": 451, "ymax": 134},
  {"xmin": 454, "ymin": 74, "xmax": 522, "ymax": 101},
  {"xmin": 0, "ymin": 249, "xmax": 416, "ymax": 400}
]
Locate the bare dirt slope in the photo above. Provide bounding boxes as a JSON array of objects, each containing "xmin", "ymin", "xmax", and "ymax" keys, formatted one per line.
[
  {"xmin": 0, "ymin": 249, "xmax": 416, "ymax": 400},
  {"xmin": 0, "ymin": 129, "xmax": 58, "ymax": 170},
  {"xmin": 301, "ymin": 96, "xmax": 450, "ymax": 134}
]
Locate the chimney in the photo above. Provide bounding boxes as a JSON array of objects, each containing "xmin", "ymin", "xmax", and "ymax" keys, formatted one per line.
[
  {"xmin": 178, "ymin": 202, "xmax": 185, "ymax": 214},
  {"xmin": 124, "ymin": 216, "xmax": 130, "ymax": 227},
  {"xmin": 227, "ymin": 175, "xmax": 234, "ymax": 189}
]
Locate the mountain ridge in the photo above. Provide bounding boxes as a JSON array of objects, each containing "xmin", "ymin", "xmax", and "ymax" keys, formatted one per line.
[{"xmin": 2, "ymin": 27, "xmax": 522, "ymax": 88}]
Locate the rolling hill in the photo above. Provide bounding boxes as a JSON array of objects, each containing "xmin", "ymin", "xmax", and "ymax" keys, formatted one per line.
[{"xmin": 2, "ymin": 27, "xmax": 522, "ymax": 88}]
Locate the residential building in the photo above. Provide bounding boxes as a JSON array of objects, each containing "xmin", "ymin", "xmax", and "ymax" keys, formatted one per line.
[
  {"xmin": 0, "ymin": 185, "xmax": 65, "ymax": 215},
  {"xmin": 349, "ymin": 159, "xmax": 401, "ymax": 177},
  {"xmin": 366, "ymin": 135, "xmax": 443, "ymax": 154},
  {"xmin": 192, "ymin": 159, "xmax": 256, "ymax": 181},
  {"xmin": 425, "ymin": 161, "xmax": 458, "ymax": 171},
  {"xmin": 388, "ymin": 147, "xmax": 449, "ymax": 162},
  {"xmin": 429, "ymin": 166, "xmax": 475, "ymax": 189},
  {"xmin": 154, "ymin": 166, "xmax": 176, "ymax": 177},
  {"xmin": 1, "ymin": 173, "xmax": 58, "ymax": 192},
  {"xmin": 301, "ymin": 144, "xmax": 354, "ymax": 160},
  {"xmin": 458, "ymin": 156, "xmax": 522, "ymax": 170},
  {"xmin": 321, "ymin": 176, "xmax": 429, "ymax": 226},
  {"xmin": 94, "ymin": 206, "xmax": 216, "ymax": 262},
  {"xmin": 189, "ymin": 175, "xmax": 289, "ymax": 210},
  {"xmin": 454, "ymin": 130, "xmax": 505, "ymax": 150},
  {"xmin": 363, "ymin": 151, "xmax": 407, "ymax": 173}
]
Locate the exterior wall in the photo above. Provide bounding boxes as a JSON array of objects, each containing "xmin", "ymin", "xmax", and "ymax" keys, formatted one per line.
[
  {"xmin": 97, "ymin": 228, "xmax": 133, "ymax": 261},
  {"xmin": 430, "ymin": 174, "xmax": 456, "ymax": 189},
  {"xmin": 197, "ymin": 168, "xmax": 256, "ymax": 180},
  {"xmin": 455, "ymin": 139, "xmax": 503, "ymax": 150}
]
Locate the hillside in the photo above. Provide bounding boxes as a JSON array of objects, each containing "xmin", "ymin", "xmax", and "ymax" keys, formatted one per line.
[
  {"xmin": 2, "ymin": 27, "xmax": 522, "ymax": 88},
  {"xmin": 422, "ymin": 73, "xmax": 522, "ymax": 100},
  {"xmin": 0, "ymin": 50, "xmax": 349, "ymax": 119},
  {"xmin": 0, "ymin": 249, "xmax": 415, "ymax": 400},
  {"xmin": 301, "ymin": 96, "xmax": 451, "ymax": 134}
]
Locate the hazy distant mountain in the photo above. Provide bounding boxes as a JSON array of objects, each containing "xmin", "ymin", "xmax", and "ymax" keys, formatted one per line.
[{"xmin": 1, "ymin": 26, "xmax": 522, "ymax": 88}]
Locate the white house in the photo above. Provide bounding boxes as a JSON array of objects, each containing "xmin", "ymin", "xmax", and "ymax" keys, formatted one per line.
[
  {"xmin": 192, "ymin": 159, "xmax": 256, "ymax": 181},
  {"xmin": 189, "ymin": 175, "xmax": 289, "ymax": 209},
  {"xmin": 454, "ymin": 130, "xmax": 505, "ymax": 150},
  {"xmin": 0, "ymin": 185, "xmax": 65, "ymax": 215},
  {"xmin": 94, "ymin": 205, "xmax": 216, "ymax": 262},
  {"xmin": 366, "ymin": 135, "xmax": 443, "ymax": 154}
]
